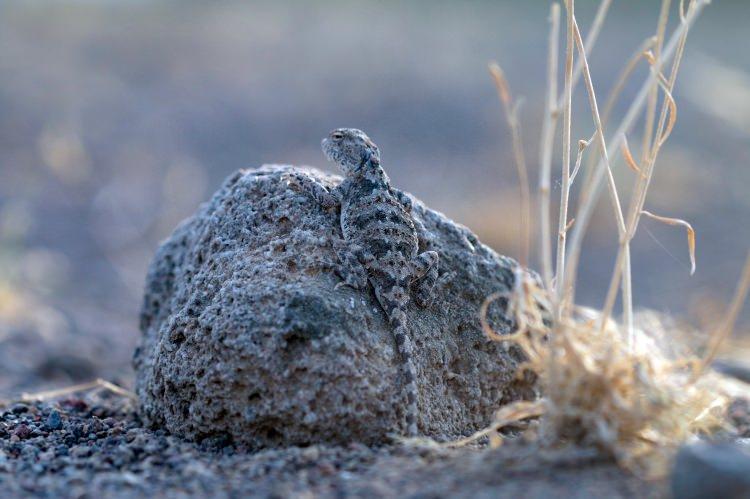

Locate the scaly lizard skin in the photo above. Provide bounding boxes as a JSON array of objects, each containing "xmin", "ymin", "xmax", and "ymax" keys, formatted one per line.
[{"xmin": 284, "ymin": 128, "xmax": 452, "ymax": 436}]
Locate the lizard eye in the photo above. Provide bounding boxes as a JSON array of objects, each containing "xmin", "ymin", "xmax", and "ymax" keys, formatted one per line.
[{"xmin": 331, "ymin": 132, "xmax": 344, "ymax": 141}]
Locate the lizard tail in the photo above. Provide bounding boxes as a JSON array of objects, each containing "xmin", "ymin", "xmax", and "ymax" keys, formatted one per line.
[{"xmin": 390, "ymin": 308, "xmax": 418, "ymax": 437}]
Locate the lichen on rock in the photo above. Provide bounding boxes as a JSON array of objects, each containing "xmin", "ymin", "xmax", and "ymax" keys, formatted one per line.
[{"xmin": 134, "ymin": 165, "xmax": 535, "ymax": 448}]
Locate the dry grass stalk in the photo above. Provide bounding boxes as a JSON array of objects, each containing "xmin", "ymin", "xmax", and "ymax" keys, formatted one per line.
[
  {"xmin": 489, "ymin": 63, "xmax": 531, "ymax": 267},
  {"xmin": 541, "ymin": 0, "xmax": 611, "ymax": 290},
  {"xmin": 539, "ymin": 0, "xmax": 611, "ymax": 293},
  {"xmin": 600, "ymin": 36, "xmax": 657, "ymax": 134},
  {"xmin": 641, "ymin": 0, "xmax": 672, "ymax": 166},
  {"xmin": 580, "ymin": 34, "xmax": 657, "ymax": 239},
  {"xmin": 554, "ymin": 0, "xmax": 575, "ymax": 310},
  {"xmin": 563, "ymin": 0, "xmax": 709, "ymax": 307},
  {"xmin": 538, "ymin": 2, "xmax": 561, "ymax": 289},
  {"xmin": 626, "ymin": 9, "xmax": 691, "ymax": 233},
  {"xmin": 569, "ymin": 15, "xmax": 634, "ymax": 334},
  {"xmin": 600, "ymin": 0, "xmax": 699, "ymax": 345},
  {"xmin": 17, "ymin": 378, "xmax": 136, "ymax": 404},
  {"xmin": 699, "ymin": 252, "xmax": 750, "ymax": 375},
  {"xmin": 442, "ymin": 399, "xmax": 546, "ymax": 449},
  {"xmin": 555, "ymin": 0, "xmax": 613, "ymax": 112}
]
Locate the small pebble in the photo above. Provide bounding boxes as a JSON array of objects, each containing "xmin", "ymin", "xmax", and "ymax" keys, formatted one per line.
[
  {"xmin": 672, "ymin": 442, "xmax": 750, "ymax": 498},
  {"xmin": 71, "ymin": 445, "xmax": 92, "ymax": 458},
  {"xmin": 13, "ymin": 424, "xmax": 32, "ymax": 440},
  {"xmin": 46, "ymin": 410, "xmax": 62, "ymax": 431},
  {"xmin": 11, "ymin": 404, "xmax": 29, "ymax": 415}
]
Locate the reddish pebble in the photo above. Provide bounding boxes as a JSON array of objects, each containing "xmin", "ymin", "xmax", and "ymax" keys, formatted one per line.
[{"xmin": 14, "ymin": 424, "xmax": 32, "ymax": 440}]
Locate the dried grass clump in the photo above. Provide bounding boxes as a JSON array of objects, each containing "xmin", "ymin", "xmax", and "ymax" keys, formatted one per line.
[
  {"xmin": 476, "ymin": 274, "xmax": 736, "ymax": 476},
  {"xmin": 452, "ymin": 0, "xmax": 750, "ymax": 478}
]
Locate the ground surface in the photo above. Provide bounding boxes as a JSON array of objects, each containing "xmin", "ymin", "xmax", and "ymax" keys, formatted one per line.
[
  {"xmin": 1, "ymin": 1, "xmax": 749, "ymax": 397},
  {"xmin": 0, "ymin": 394, "xmax": 660, "ymax": 499}
]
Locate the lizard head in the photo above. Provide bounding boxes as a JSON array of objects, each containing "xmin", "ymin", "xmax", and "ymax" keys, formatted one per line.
[{"xmin": 321, "ymin": 128, "xmax": 381, "ymax": 176}]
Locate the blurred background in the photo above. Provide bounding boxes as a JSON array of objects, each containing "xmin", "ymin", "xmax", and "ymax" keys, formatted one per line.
[{"xmin": 1, "ymin": 0, "xmax": 748, "ymax": 396}]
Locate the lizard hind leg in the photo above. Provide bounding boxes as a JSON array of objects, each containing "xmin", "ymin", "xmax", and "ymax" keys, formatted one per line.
[
  {"xmin": 333, "ymin": 243, "xmax": 373, "ymax": 291},
  {"xmin": 410, "ymin": 251, "xmax": 440, "ymax": 307}
]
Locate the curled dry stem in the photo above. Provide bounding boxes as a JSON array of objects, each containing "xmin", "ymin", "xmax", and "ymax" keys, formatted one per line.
[{"xmin": 640, "ymin": 210, "xmax": 696, "ymax": 275}]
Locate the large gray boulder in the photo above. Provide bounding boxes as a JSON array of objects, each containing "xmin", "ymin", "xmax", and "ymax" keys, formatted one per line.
[{"xmin": 134, "ymin": 165, "xmax": 534, "ymax": 448}]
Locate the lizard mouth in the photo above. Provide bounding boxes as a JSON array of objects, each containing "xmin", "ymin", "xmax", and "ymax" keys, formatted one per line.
[{"xmin": 321, "ymin": 138, "xmax": 334, "ymax": 162}]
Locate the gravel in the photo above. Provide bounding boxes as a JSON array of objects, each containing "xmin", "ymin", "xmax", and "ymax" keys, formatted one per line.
[{"xmin": 0, "ymin": 393, "xmax": 663, "ymax": 498}]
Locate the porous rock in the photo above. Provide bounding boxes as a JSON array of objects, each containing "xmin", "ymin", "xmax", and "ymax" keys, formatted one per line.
[{"xmin": 134, "ymin": 165, "xmax": 534, "ymax": 448}]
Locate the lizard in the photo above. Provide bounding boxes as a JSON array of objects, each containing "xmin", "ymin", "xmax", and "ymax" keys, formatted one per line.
[{"xmin": 283, "ymin": 128, "xmax": 452, "ymax": 436}]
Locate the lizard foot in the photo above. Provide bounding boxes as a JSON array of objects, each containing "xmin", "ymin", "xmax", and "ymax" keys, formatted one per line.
[
  {"xmin": 333, "ymin": 243, "xmax": 370, "ymax": 291},
  {"xmin": 281, "ymin": 171, "xmax": 304, "ymax": 191},
  {"xmin": 415, "ymin": 270, "xmax": 454, "ymax": 308}
]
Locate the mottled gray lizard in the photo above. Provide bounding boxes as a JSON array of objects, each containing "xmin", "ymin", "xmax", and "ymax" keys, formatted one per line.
[{"xmin": 284, "ymin": 128, "xmax": 452, "ymax": 436}]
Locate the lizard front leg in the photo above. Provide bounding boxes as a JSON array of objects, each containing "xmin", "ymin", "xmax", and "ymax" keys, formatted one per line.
[
  {"xmin": 395, "ymin": 190, "xmax": 434, "ymax": 252},
  {"xmin": 283, "ymin": 171, "xmax": 341, "ymax": 210}
]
